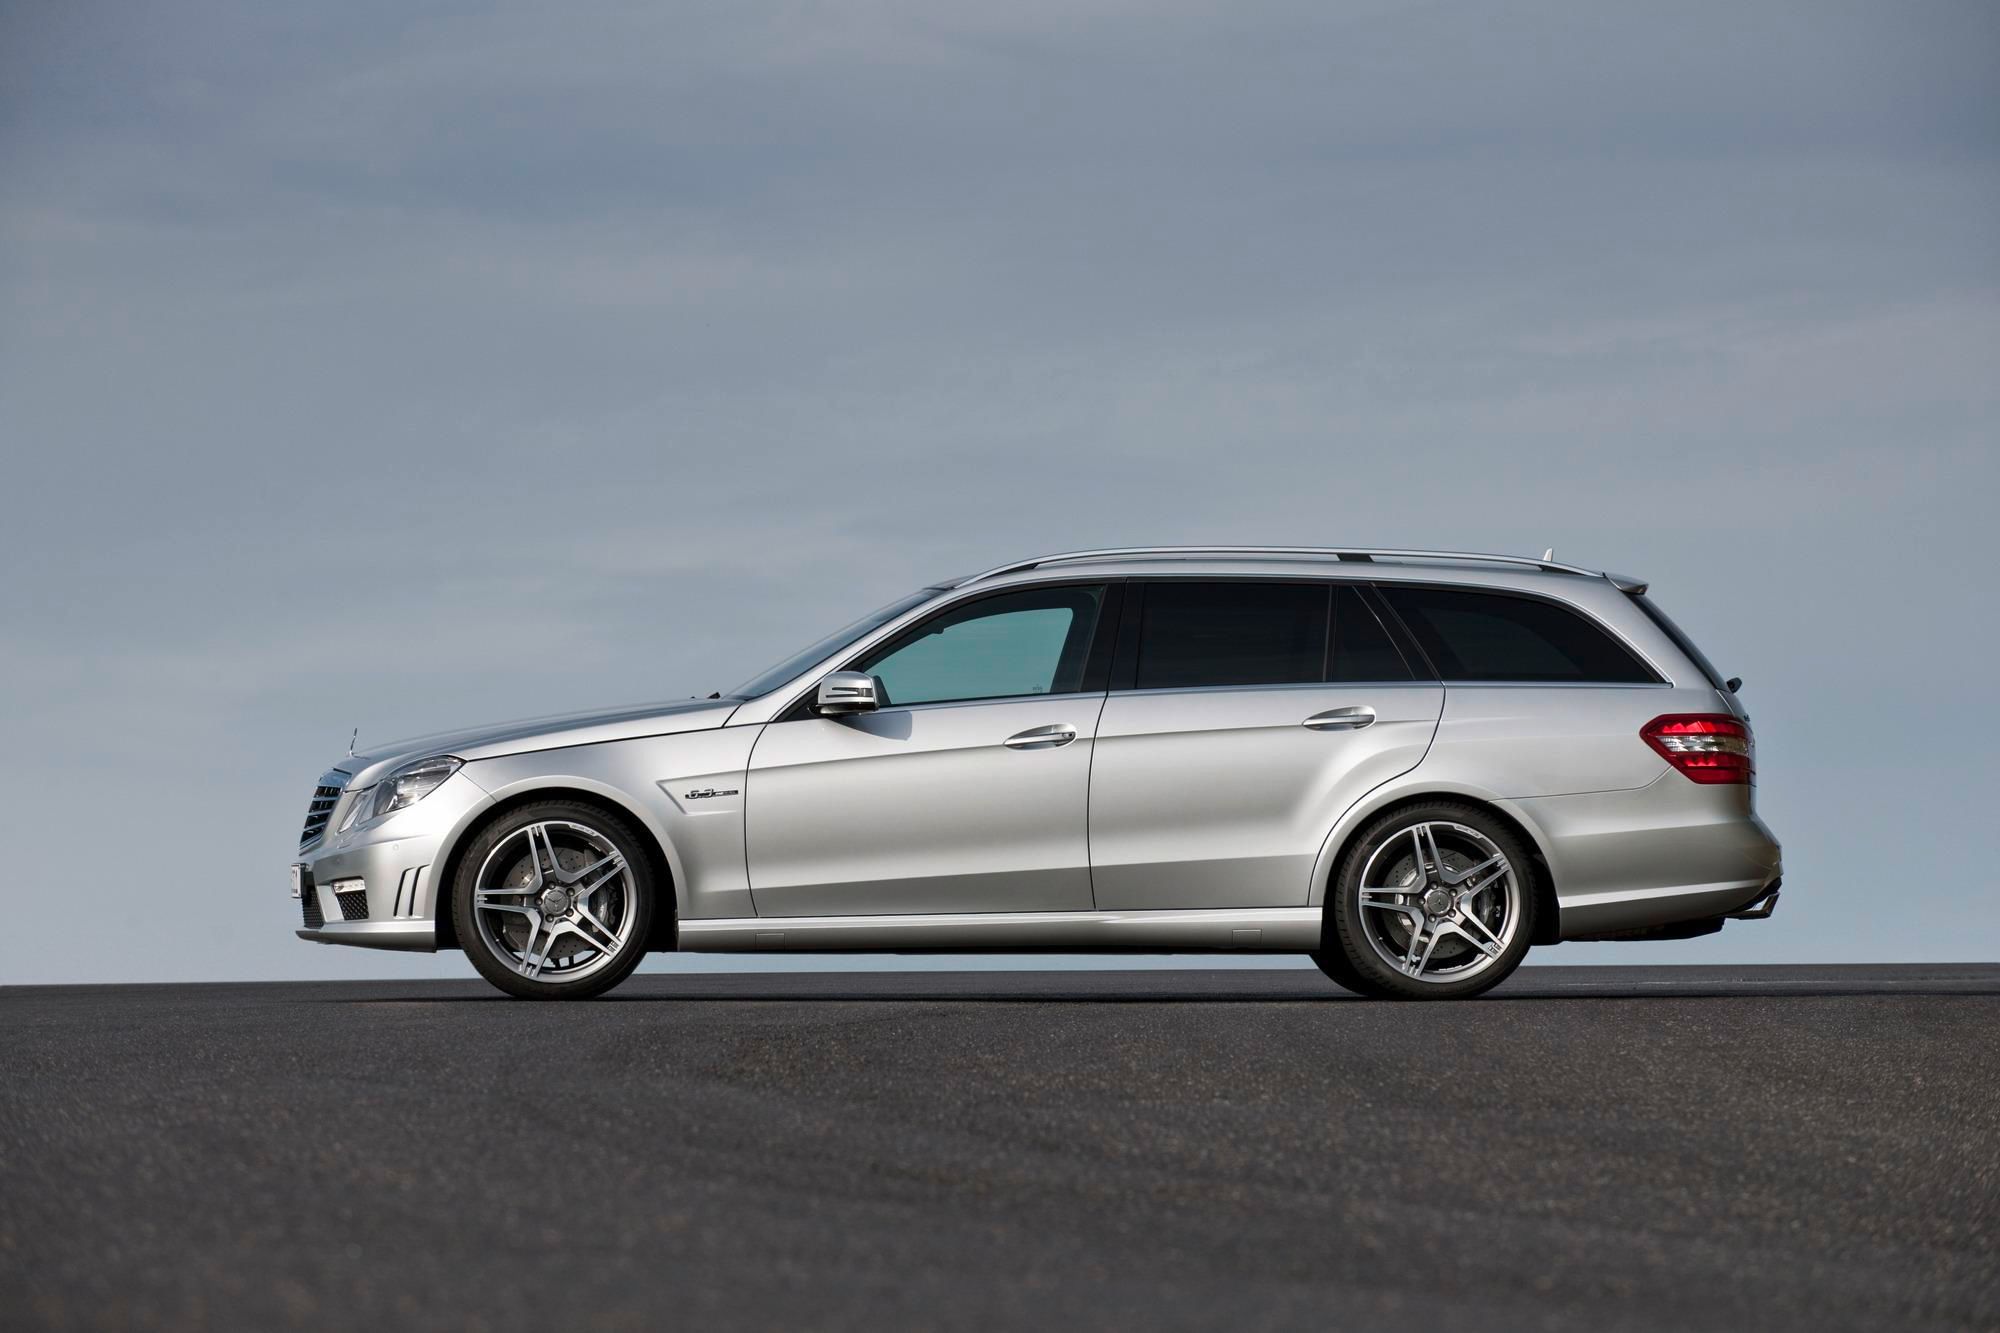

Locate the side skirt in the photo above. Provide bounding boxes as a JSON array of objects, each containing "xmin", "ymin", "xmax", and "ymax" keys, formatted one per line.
[{"xmin": 676, "ymin": 907, "xmax": 1323, "ymax": 953}]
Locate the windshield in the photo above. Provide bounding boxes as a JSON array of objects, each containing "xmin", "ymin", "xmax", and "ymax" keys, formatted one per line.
[{"xmin": 726, "ymin": 588, "xmax": 939, "ymax": 699}]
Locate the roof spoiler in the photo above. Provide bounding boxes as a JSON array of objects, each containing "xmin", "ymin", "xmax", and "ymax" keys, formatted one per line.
[{"xmin": 1604, "ymin": 571, "xmax": 1649, "ymax": 596}]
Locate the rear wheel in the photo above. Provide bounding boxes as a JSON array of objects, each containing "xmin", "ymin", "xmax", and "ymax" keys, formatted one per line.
[
  {"xmin": 1312, "ymin": 802, "xmax": 1536, "ymax": 1000},
  {"xmin": 452, "ymin": 801, "xmax": 657, "ymax": 1000}
]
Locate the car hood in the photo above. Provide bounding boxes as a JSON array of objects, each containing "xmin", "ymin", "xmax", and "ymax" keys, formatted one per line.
[{"xmin": 342, "ymin": 698, "xmax": 740, "ymax": 785}]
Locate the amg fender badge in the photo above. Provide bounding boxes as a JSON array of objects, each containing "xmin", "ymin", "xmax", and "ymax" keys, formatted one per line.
[{"xmin": 684, "ymin": 787, "xmax": 739, "ymax": 800}]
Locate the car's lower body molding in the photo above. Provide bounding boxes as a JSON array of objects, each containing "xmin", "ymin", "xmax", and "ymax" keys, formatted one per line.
[{"xmin": 676, "ymin": 907, "xmax": 1323, "ymax": 953}]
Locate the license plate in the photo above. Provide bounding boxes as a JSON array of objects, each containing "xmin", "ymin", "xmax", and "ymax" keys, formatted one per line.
[{"xmin": 290, "ymin": 864, "xmax": 303, "ymax": 899}]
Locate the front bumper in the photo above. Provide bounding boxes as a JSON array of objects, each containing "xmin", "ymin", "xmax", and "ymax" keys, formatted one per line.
[
  {"xmin": 292, "ymin": 769, "xmax": 491, "ymax": 952},
  {"xmin": 297, "ymin": 920, "xmax": 437, "ymax": 951}
]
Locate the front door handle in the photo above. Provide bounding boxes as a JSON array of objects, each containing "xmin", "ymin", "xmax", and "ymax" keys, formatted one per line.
[
  {"xmin": 1303, "ymin": 706, "xmax": 1376, "ymax": 732},
  {"xmin": 1003, "ymin": 724, "xmax": 1078, "ymax": 750}
]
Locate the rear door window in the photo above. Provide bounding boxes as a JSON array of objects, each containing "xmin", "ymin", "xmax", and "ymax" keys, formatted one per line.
[
  {"xmin": 1134, "ymin": 582, "xmax": 1328, "ymax": 689},
  {"xmin": 1328, "ymin": 587, "xmax": 1414, "ymax": 681},
  {"xmin": 1378, "ymin": 586, "xmax": 1659, "ymax": 684}
]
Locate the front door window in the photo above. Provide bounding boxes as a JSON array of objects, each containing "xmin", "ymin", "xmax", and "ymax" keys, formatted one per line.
[{"xmin": 856, "ymin": 585, "xmax": 1105, "ymax": 707}]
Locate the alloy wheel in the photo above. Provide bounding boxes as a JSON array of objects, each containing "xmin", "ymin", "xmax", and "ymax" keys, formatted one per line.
[
  {"xmin": 1354, "ymin": 820, "xmax": 1521, "ymax": 983},
  {"xmin": 471, "ymin": 820, "xmax": 636, "ymax": 982}
]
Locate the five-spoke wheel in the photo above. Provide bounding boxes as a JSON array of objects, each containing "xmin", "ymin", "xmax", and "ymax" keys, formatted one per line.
[
  {"xmin": 1315, "ymin": 803, "xmax": 1536, "ymax": 999},
  {"xmin": 452, "ymin": 802, "xmax": 657, "ymax": 999}
]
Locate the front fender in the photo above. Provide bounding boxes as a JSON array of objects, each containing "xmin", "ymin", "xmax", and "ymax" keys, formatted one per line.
[{"xmin": 452, "ymin": 727, "xmax": 764, "ymax": 926}]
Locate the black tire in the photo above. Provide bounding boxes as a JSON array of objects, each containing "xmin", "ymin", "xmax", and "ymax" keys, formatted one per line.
[
  {"xmin": 1313, "ymin": 801, "xmax": 1538, "ymax": 1001},
  {"xmin": 1307, "ymin": 930, "xmax": 1371, "ymax": 996},
  {"xmin": 452, "ymin": 800, "xmax": 659, "ymax": 1000}
]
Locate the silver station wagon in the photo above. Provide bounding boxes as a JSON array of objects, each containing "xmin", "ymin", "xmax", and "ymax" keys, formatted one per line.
[{"xmin": 291, "ymin": 546, "xmax": 1781, "ymax": 1000}]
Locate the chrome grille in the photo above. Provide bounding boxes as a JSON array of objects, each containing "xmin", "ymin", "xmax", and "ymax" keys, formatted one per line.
[{"xmin": 299, "ymin": 771, "xmax": 350, "ymax": 850}]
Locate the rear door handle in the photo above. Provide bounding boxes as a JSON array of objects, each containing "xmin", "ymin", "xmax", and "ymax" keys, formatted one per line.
[
  {"xmin": 1303, "ymin": 706, "xmax": 1376, "ymax": 732},
  {"xmin": 1004, "ymin": 724, "xmax": 1078, "ymax": 750}
]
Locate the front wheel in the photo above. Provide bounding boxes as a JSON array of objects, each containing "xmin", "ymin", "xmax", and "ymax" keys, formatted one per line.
[
  {"xmin": 452, "ymin": 801, "xmax": 658, "ymax": 1000},
  {"xmin": 1312, "ymin": 802, "xmax": 1537, "ymax": 1000}
]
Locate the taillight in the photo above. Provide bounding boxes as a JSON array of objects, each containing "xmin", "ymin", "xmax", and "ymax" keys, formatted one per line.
[{"xmin": 1641, "ymin": 714, "xmax": 1753, "ymax": 785}]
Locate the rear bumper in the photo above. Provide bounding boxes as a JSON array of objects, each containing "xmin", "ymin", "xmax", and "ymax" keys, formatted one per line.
[
  {"xmin": 1726, "ymin": 880, "xmax": 1781, "ymax": 921},
  {"xmin": 1561, "ymin": 877, "xmax": 1781, "ymax": 942},
  {"xmin": 1511, "ymin": 775, "xmax": 1782, "ymax": 940}
]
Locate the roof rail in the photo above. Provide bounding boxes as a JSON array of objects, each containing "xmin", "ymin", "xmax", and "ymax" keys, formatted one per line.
[{"xmin": 956, "ymin": 546, "xmax": 1602, "ymax": 587}]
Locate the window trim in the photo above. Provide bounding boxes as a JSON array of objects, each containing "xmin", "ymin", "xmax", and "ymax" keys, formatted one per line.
[
  {"xmin": 1112, "ymin": 678, "xmax": 1445, "ymax": 701},
  {"xmin": 1370, "ymin": 581, "xmax": 1669, "ymax": 687}
]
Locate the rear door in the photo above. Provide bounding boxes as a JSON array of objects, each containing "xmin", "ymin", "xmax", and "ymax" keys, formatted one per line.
[{"xmin": 1087, "ymin": 580, "xmax": 1443, "ymax": 910}]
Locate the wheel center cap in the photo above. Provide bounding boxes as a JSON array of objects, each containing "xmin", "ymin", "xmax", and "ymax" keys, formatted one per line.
[
  {"xmin": 1422, "ymin": 888, "xmax": 1452, "ymax": 916},
  {"xmin": 539, "ymin": 887, "xmax": 573, "ymax": 917}
]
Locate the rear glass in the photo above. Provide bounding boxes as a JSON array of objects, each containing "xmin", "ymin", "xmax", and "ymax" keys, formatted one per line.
[{"xmin": 1379, "ymin": 586, "xmax": 1658, "ymax": 684}]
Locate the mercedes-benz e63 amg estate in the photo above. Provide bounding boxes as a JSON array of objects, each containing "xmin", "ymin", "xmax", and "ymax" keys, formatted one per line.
[{"xmin": 291, "ymin": 546, "xmax": 1781, "ymax": 1000}]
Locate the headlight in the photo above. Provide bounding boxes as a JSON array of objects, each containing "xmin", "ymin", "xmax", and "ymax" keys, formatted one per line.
[
  {"xmin": 338, "ymin": 786, "xmax": 375, "ymax": 834},
  {"xmin": 340, "ymin": 755, "xmax": 462, "ymax": 831}
]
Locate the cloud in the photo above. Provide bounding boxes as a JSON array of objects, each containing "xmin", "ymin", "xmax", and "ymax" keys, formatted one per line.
[{"xmin": 1, "ymin": 0, "xmax": 1995, "ymax": 981}]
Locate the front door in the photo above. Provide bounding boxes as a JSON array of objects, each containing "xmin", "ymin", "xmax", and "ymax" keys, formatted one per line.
[
  {"xmin": 1088, "ymin": 580, "xmax": 1444, "ymax": 910},
  {"xmin": 746, "ymin": 582, "xmax": 1115, "ymax": 918}
]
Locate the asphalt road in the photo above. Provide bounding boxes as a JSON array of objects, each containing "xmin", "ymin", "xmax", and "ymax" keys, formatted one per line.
[{"xmin": 4, "ymin": 964, "xmax": 1996, "ymax": 1332}]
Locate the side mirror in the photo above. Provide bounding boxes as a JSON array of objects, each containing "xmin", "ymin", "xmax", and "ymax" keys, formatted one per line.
[{"xmin": 815, "ymin": 671, "xmax": 883, "ymax": 716}]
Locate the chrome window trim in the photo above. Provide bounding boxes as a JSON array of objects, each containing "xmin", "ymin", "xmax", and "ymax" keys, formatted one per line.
[
  {"xmin": 1432, "ymin": 679, "xmax": 1675, "ymax": 690},
  {"xmin": 1106, "ymin": 679, "xmax": 1442, "ymax": 700}
]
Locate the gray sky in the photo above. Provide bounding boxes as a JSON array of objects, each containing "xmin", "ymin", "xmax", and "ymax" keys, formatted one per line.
[{"xmin": 2, "ymin": 0, "xmax": 1995, "ymax": 983}]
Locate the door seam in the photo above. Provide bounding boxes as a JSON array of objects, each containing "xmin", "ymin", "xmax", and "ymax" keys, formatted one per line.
[{"xmin": 1081, "ymin": 691, "xmax": 1112, "ymax": 910}]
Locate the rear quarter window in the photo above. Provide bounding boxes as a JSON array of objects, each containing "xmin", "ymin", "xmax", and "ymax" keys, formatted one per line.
[
  {"xmin": 1632, "ymin": 593, "xmax": 1728, "ymax": 691},
  {"xmin": 1379, "ymin": 586, "xmax": 1659, "ymax": 684}
]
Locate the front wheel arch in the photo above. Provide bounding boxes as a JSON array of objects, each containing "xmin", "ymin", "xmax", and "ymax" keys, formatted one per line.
[{"xmin": 433, "ymin": 786, "xmax": 678, "ymax": 953}]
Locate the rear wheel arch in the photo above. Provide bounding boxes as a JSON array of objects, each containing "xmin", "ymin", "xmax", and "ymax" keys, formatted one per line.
[
  {"xmin": 433, "ymin": 785, "xmax": 679, "ymax": 952},
  {"xmin": 1317, "ymin": 791, "xmax": 1560, "ymax": 946}
]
